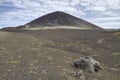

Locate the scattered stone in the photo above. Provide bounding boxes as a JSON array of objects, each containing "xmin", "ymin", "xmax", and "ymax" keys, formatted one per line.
[
  {"xmin": 74, "ymin": 70, "xmax": 86, "ymax": 80},
  {"xmin": 41, "ymin": 70, "xmax": 47, "ymax": 75},
  {"xmin": 18, "ymin": 55, "xmax": 22, "ymax": 58},
  {"xmin": 74, "ymin": 56, "xmax": 103, "ymax": 73},
  {"xmin": 30, "ymin": 63, "xmax": 34, "ymax": 66},
  {"xmin": 8, "ymin": 69, "xmax": 12, "ymax": 72},
  {"xmin": 110, "ymin": 68, "xmax": 119, "ymax": 71},
  {"xmin": 68, "ymin": 76, "xmax": 75, "ymax": 80},
  {"xmin": 38, "ymin": 78, "xmax": 41, "ymax": 80}
]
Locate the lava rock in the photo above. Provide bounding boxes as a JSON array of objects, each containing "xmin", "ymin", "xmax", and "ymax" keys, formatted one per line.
[
  {"xmin": 75, "ymin": 70, "xmax": 86, "ymax": 80},
  {"xmin": 74, "ymin": 56, "xmax": 103, "ymax": 73}
]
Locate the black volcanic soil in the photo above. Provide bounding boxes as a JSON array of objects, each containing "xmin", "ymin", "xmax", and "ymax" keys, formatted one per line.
[
  {"xmin": 0, "ymin": 29, "xmax": 120, "ymax": 80},
  {"xmin": 26, "ymin": 11, "xmax": 102, "ymax": 30}
]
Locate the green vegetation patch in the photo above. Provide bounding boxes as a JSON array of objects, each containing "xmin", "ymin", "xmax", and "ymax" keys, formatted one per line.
[
  {"xmin": 6, "ymin": 60, "xmax": 20, "ymax": 64},
  {"xmin": 111, "ymin": 52, "xmax": 120, "ymax": 56}
]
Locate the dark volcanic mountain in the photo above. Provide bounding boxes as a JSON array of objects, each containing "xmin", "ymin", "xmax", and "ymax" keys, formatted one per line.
[{"xmin": 25, "ymin": 11, "xmax": 102, "ymax": 30}]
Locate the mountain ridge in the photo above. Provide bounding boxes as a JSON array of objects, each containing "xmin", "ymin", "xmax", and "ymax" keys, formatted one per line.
[
  {"xmin": 1, "ymin": 11, "xmax": 103, "ymax": 31},
  {"xmin": 25, "ymin": 11, "xmax": 103, "ymax": 30}
]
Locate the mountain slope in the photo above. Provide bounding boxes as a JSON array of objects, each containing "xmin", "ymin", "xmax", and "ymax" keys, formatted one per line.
[
  {"xmin": 1, "ymin": 11, "xmax": 103, "ymax": 31},
  {"xmin": 25, "ymin": 11, "xmax": 102, "ymax": 30}
]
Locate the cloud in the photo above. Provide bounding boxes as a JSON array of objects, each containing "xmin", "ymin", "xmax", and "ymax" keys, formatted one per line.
[
  {"xmin": 0, "ymin": 0, "xmax": 120, "ymax": 29},
  {"xmin": 88, "ymin": 17, "xmax": 120, "ymax": 21},
  {"xmin": 86, "ymin": 16, "xmax": 120, "ymax": 29},
  {"xmin": 81, "ymin": 0, "xmax": 120, "ymax": 10}
]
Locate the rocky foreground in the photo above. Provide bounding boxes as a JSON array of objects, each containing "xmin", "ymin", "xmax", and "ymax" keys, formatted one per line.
[{"xmin": 0, "ymin": 29, "xmax": 120, "ymax": 80}]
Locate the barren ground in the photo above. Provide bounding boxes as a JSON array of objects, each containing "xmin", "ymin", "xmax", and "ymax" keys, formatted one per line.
[{"xmin": 0, "ymin": 29, "xmax": 120, "ymax": 80}]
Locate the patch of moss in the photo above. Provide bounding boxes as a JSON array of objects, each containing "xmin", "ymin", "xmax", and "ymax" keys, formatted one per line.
[
  {"xmin": 27, "ymin": 71, "xmax": 38, "ymax": 74},
  {"xmin": 112, "ymin": 52, "xmax": 120, "ymax": 56},
  {"xmin": 7, "ymin": 60, "xmax": 20, "ymax": 64}
]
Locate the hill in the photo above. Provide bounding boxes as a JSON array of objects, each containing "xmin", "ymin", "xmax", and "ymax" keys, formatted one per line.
[
  {"xmin": 25, "ymin": 11, "xmax": 102, "ymax": 30},
  {"xmin": 1, "ymin": 11, "xmax": 103, "ymax": 31}
]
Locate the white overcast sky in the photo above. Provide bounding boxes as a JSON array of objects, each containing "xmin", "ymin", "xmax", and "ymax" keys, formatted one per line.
[{"xmin": 0, "ymin": 0, "xmax": 120, "ymax": 29}]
